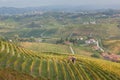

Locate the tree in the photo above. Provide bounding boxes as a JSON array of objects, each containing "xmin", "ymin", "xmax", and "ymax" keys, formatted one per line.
[
  {"xmin": 91, "ymin": 53, "xmax": 100, "ymax": 58},
  {"xmin": 29, "ymin": 22, "xmax": 35, "ymax": 28},
  {"xmin": 29, "ymin": 22, "xmax": 41, "ymax": 28},
  {"xmin": 56, "ymin": 38, "xmax": 64, "ymax": 44}
]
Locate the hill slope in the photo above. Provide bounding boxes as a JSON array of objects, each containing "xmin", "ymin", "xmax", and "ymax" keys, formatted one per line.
[
  {"xmin": 0, "ymin": 68, "xmax": 41, "ymax": 80},
  {"xmin": 0, "ymin": 41, "xmax": 120, "ymax": 80}
]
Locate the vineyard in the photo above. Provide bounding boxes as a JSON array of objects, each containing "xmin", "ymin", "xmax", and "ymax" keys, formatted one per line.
[{"xmin": 0, "ymin": 40, "xmax": 120, "ymax": 80}]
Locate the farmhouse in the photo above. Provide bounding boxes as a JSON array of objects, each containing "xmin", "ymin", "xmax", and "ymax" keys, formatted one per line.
[{"xmin": 85, "ymin": 38, "xmax": 96, "ymax": 44}]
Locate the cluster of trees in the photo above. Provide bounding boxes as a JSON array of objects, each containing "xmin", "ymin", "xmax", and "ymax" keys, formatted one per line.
[
  {"xmin": 56, "ymin": 37, "xmax": 85, "ymax": 45},
  {"xmin": 28, "ymin": 22, "xmax": 42, "ymax": 28}
]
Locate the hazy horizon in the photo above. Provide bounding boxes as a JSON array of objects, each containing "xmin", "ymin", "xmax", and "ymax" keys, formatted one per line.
[{"xmin": 0, "ymin": 0, "xmax": 120, "ymax": 9}]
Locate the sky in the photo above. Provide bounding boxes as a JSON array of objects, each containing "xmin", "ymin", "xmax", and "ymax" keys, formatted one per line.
[{"xmin": 0, "ymin": 0, "xmax": 120, "ymax": 8}]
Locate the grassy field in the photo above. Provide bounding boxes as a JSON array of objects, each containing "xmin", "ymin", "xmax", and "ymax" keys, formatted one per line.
[
  {"xmin": 20, "ymin": 42, "xmax": 93, "ymax": 56},
  {"xmin": 20, "ymin": 42, "xmax": 71, "ymax": 54}
]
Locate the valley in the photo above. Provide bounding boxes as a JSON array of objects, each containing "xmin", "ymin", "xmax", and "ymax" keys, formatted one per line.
[{"xmin": 0, "ymin": 8, "xmax": 120, "ymax": 80}]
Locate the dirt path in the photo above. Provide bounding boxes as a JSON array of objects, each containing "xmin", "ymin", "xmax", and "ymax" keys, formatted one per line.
[
  {"xmin": 96, "ymin": 40, "xmax": 104, "ymax": 52},
  {"xmin": 69, "ymin": 46, "xmax": 75, "ymax": 54}
]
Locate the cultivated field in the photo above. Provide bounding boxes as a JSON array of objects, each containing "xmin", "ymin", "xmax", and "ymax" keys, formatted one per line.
[{"xmin": 0, "ymin": 41, "xmax": 120, "ymax": 80}]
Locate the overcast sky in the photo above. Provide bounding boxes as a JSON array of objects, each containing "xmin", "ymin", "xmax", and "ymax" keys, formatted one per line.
[{"xmin": 0, "ymin": 0, "xmax": 120, "ymax": 8}]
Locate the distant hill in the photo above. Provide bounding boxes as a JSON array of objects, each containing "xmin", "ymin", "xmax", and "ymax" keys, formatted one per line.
[
  {"xmin": 0, "ymin": 11, "xmax": 120, "ymax": 39},
  {"xmin": 0, "ymin": 6, "xmax": 120, "ymax": 15},
  {"xmin": 0, "ymin": 7, "xmax": 43, "ymax": 15}
]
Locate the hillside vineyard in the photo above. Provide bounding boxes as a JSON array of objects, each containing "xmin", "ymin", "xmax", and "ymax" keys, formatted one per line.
[{"xmin": 0, "ymin": 41, "xmax": 120, "ymax": 80}]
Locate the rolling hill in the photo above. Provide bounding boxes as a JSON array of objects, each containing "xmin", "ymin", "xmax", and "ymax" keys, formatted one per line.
[{"xmin": 0, "ymin": 11, "xmax": 120, "ymax": 39}]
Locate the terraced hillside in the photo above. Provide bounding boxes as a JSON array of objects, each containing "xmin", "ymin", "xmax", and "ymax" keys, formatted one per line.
[{"xmin": 0, "ymin": 41, "xmax": 120, "ymax": 80}]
